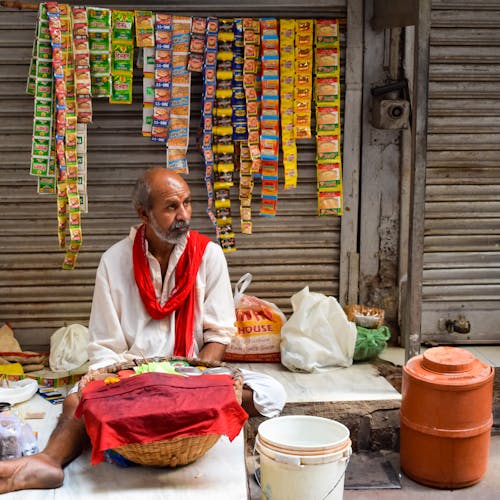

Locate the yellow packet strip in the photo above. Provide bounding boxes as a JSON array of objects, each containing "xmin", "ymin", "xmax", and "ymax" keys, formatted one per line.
[
  {"xmin": 202, "ymin": 17, "xmax": 219, "ymax": 231},
  {"xmin": 315, "ymin": 19, "xmax": 343, "ymax": 216},
  {"xmin": 279, "ymin": 18, "xmax": 297, "ymax": 190},
  {"xmin": 214, "ymin": 18, "xmax": 236, "ymax": 252},
  {"xmin": 294, "ymin": 19, "xmax": 314, "ymax": 140},
  {"xmin": 239, "ymin": 142, "xmax": 253, "ymax": 234}
]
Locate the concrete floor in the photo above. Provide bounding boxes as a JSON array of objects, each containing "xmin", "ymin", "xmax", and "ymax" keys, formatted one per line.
[
  {"xmin": 344, "ymin": 434, "xmax": 500, "ymax": 500},
  {"xmin": 345, "ymin": 345, "xmax": 500, "ymax": 499},
  {"xmin": 249, "ymin": 434, "xmax": 500, "ymax": 499},
  {"xmin": 248, "ymin": 345, "xmax": 500, "ymax": 499}
]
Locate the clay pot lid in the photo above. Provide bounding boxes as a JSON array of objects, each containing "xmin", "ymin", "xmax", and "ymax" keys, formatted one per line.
[{"xmin": 422, "ymin": 346, "xmax": 475, "ymax": 373}]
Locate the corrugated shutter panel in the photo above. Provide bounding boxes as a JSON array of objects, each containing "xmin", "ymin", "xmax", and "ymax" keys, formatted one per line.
[
  {"xmin": 0, "ymin": 2, "xmax": 347, "ymax": 350},
  {"xmin": 422, "ymin": 0, "xmax": 500, "ymax": 343}
]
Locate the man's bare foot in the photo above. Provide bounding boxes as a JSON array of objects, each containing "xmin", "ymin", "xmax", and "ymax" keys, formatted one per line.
[{"xmin": 0, "ymin": 453, "xmax": 64, "ymax": 493}]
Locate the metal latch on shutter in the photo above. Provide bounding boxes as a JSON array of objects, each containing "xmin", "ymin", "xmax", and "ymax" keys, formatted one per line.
[{"xmin": 438, "ymin": 315, "xmax": 471, "ymax": 335}]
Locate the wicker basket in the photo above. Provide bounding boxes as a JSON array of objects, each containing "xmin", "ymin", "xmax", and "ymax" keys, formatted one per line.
[{"xmin": 79, "ymin": 356, "xmax": 244, "ymax": 467}]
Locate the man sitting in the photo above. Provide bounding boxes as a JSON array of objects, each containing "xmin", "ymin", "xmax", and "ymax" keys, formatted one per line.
[{"xmin": 0, "ymin": 168, "xmax": 286, "ymax": 493}]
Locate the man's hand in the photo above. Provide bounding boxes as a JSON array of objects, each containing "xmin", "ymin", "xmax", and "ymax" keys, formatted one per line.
[{"xmin": 197, "ymin": 342, "xmax": 226, "ymax": 362}]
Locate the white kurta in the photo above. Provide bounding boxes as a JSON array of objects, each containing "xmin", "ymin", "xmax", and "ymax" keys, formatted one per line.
[
  {"xmin": 86, "ymin": 226, "xmax": 286, "ymax": 418},
  {"xmin": 87, "ymin": 227, "xmax": 236, "ymax": 370}
]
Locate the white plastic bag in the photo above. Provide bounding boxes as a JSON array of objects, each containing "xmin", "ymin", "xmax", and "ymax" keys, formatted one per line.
[
  {"xmin": 280, "ymin": 287, "xmax": 357, "ymax": 372},
  {"xmin": 0, "ymin": 378, "xmax": 38, "ymax": 405},
  {"xmin": 49, "ymin": 323, "xmax": 89, "ymax": 372},
  {"xmin": 0, "ymin": 413, "xmax": 38, "ymax": 459}
]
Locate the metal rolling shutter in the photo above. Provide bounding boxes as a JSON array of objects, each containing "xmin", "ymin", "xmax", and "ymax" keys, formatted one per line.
[
  {"xmin": 422, "ymin": 0, "xmax": 500, "ymax": 343},
  {"xmin": 0, "ymin": 1, "xmax": 347, "ymax": 350}
]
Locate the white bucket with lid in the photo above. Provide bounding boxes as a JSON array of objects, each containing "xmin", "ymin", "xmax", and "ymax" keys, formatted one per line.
[{"xmin": 255, "ymin": 415, "xmax": 351, "ymax": 500}]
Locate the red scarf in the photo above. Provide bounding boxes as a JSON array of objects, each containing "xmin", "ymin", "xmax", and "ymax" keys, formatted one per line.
[{"xmin": 132, "ymin": 224, "xmax": 210, "ymax": 357}]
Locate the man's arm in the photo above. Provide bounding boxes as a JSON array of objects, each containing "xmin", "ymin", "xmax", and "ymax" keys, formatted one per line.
[
  {"xmin": 197, "ymin": 341, "xmax": 227, "ymax": 362},
  {"xmin": 200, "ymin": 243, "xmax": 237, "ymax": 346},
  {"xmin": 87, "ymin": 258, "xmax": 130, "ymax": 370}
]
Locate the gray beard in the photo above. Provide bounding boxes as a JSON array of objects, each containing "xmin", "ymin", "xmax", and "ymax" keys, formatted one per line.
[{"xmin": 149, "ymin": 213, "xmax": 190, "ymax": 245}]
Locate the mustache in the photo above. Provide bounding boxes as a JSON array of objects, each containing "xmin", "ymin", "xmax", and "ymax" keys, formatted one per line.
[{"xmin": 172, "ymin": 220, "xmax": 190, "ymax": 230}]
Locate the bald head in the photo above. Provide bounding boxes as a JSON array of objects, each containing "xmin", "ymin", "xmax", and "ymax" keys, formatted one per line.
[{"xmin": 132, "ymin": 167, "xmax": 190, "ymax": 212}]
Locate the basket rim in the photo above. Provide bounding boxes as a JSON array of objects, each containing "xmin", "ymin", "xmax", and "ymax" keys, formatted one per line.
[{"xmin": 79, "ymin": 356, "xmax": 244, "ymax": 403}]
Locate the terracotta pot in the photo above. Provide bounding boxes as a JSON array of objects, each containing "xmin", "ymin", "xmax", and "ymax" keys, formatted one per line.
[{"xmin": 400, "ymin": 346, "xmax": 494, "ymax": 488}]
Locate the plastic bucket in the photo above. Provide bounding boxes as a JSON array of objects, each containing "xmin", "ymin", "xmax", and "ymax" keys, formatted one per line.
[{"xmin": 255, "ymin": 415, "xmax": 351, "ymax": 500}]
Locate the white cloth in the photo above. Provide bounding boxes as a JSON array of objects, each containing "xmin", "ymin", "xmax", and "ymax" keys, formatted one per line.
[
  {"xmin": 239, "ymin": 368, "xmax": 286, "ymax": 418},
  {"xmin": 84, "ymin": 227, "xmax": 285, "ymax": 418}
]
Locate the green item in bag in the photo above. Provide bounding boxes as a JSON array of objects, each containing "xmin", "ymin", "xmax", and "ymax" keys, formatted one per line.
[{"xmin": 353, "ymin": 325, "xmax": 391, "ymax": 361}]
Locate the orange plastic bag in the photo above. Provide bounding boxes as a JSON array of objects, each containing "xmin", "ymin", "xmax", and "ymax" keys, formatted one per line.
[{"xmin": 223, "ymin": 274, "xmax": 286, "ymax": 362}]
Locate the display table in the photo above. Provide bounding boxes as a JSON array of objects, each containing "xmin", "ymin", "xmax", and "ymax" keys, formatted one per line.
[{"xmin": 2, "ymin": 393, "xmax": 248, "ymax": 500}]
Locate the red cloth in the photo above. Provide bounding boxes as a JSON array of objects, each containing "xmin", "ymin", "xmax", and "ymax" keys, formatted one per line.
[
  {"xmin": 132, "ymin": 225, "xmax": 211, "ymax": 357},
  {"xmin": 75, "ymin": 372, "xmax": 248, "ymax": 465}
]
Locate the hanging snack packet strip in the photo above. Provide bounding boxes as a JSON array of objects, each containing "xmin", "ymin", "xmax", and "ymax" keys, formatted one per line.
[
  {"xmin": 231, "ymin": 20, "xmax": 251, "ymax": 234},
  {"xmin": 201, "ymin": 17, "xmax": 218, "ymax": 231},
  {"xmin": 315, "ymin": 19, "xmax": 342, "ymax": 216},
  {"xmin": 46, "ymin": 2, "xmax": 82, "ymax": 269},
  {"xmin": 77, "ymin": 122, "xmax": 88, "ymax": 214},
  {"xmin": 151, "ymin": 13, "xmax": 172, "ymax": 143},
  {"xmin": 61, "ymin": 4, "xmax": 82, "ymax": 269},
  {"xmin": 259, "ymin": 18, "xmax": 280, "ymax": 217},
  {"xmin": 141, "ymin": 45, "xmax": 155, "ymax": 136},
  {"xmin": 240, "ymin": 18, "xmax": 261, "ymax": 233},
  {"xmin": 110, "ymin": 10, "xmax": 134, "ymax": 105},
  {"xmin": 231, "ymin": 19, "xmax": 247, "ymax": 144},
  {"xmin": 213, "ymin": 18, "xmax": 236, "ymax": 252},
  {"xmin": 30, "ymin": 4, "xmax": 54, "ymax": 182},
  {"xmin": 294, "ymin": 19, "xmax": 314, "ymax": 139},
  {"xmin": 187, "ymin": 16, "xmax": 206, "ymax": 72},
  {"xmin": 166, "ymin": 16, "xmax": 192, "ymax": 174},
  {"xmin": 71, "ymin": 6, "xmax": 92, "ymax": 123},
  {"xmin": 135, "ymin": 10, "xmax": 154, "ymax": 48},
  {"xmin": 87, "ymin": 7, "xmax": 111, "ymax": 98},
  {"xmin": 238, "ymin": 142, "xmax": 253, "ymax": 234},
  {"xmin": 135, "ymin": 11, "xmax": 155, "ymax": 135},
  {"xmin": 27, "ymin": 14, "xmax": 39, "ymax": 96},
  {"xmin": 279, "ymin": 19, "xmax": 297, "ymax": 190},
  {"xmin": 47, "ymin": 2, "xmax": 68, "ymax": 250},
  {"xmin": 242, "ymin": 18, "xmax": 261, "ymax": 177},
  {"xmin": 36, "ymin": 114, "xmax": 57, "ymax": 197}
]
